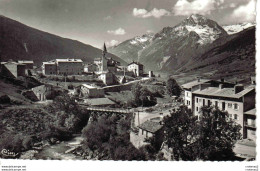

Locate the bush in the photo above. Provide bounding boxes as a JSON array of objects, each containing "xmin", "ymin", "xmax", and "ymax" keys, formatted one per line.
[
  {"xmin": 0, "ymin": 95, "xmax": 11, "ymax": 104},
  {"xmin": 68, "ymin": 84, "xmax": 74, "ymax": 89},
  {"xmin": 81, "ymin": 114, "xmax": 148, "ymax": 160},
  {"xmin": 163, "ymin": 106, "xmax": 242, "ymax": 161},
  {"xmin": 166, "ymin": 78, "xmax": 182, "ymax": 97}
]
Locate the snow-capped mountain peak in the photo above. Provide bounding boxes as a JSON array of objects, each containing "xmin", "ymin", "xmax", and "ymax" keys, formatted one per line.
[
  {"xmin": 223, "ymin": 22, "xmax": 256, "ymax": 35},
  {"xmin": 129, "ymin": 33, "xmax": 154, "ymax": 45},
  {"xmin": 163, "ymin": 14, "xmax": 228, "ymax": 45},
  {"xmin": 185, "ymin": 14, "xmax": 208, "ymax": 25}
]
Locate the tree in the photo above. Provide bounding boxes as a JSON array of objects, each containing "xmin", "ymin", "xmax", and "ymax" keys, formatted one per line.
[
  {"xmin": 131, "ymin": 82, "xmax": 142, "ymax": 106},
  {"xmin": 81, "ymin": 114, "xmax": 147, "ymax": 160},
  {"xmin": 194, "ymin": 106, "xmax": 242, "ymax": 161},
  {"xmin": 47, "ymin": 94, "xmax": 89, "ymax": 132},
  {"xmin": 131, "ymin": 83, "xmax": 157, "ymax": 107},
  {"xmin": 166, "ymin": 78, "xmax": 181, "ymax": 97},
  {"xmin": 140, "ymin": 87, "xmax": 157, "ymax": 107},
  {"xmin": 163, "ymin": 106, "xmax": 242, "ymax": 161},
  {"xmin": 163, "ymin": 106, "xmax": 196, "ymax": 160}
]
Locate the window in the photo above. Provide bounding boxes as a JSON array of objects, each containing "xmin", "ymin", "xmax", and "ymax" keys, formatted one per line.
[
  {"xmin": 208, "ymin": 100, "xmax": 211, "ymax": 107},
  {"xmin": 222, "ymin": 102, "xmax": 225, "ymax": 110},
  {"xmin": 228, "ymin": 103, "xmax": 232, "ymax": 108},
  {"xmin": 187, "ymin": 100, "xmax": 189, "ymax": 105},
  {"xmin": 196, "ymin": 98, "xmax": 198, "ymax": 103},
  {"xmin": 196, "ymin": 107, "xmax": 199, "ymax": 112},
  {"xmin": 234, "ymin": 114, "xmax": 238, "ymax": 120},
  {"xmin": 229, "ymin": 114, "xmax": 232, "ymax": 118},
  {"xmin": 234, "ymin": 103, "xmax": 238, "ymax": 110},
  {"xmin": 203, "ymin": 99, "xmax": 205, "ymax": 106},
  {"xmin": 215, "ymin": 101, "xmax": 218, "ymax": 107}
]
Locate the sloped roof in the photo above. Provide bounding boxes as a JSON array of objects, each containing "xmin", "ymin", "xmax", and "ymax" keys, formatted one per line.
[
  {"xmin": 84, "ymin": 98, "xmax": 115, "ymax": 106},
  {"xmin": 244, "ymin": 108, "xmax": 256, "ymax": 116},
  {"xmin": 1, "ymin": 61, "xmax": 25, "ymax": 65},
  {"xmin": 128, "ymin": 61, "xmax": 143, "ymax": 66},
  {"xmin": 81, "ymin": 84, "xmax": 101, "ymax": 89},
  {"xmin": 181, "ymin": 79, "xmax": 211, "ymax": 89},
  {"xmin": 81, "ymin": 84, "xmax": 97, "ymax": 89},
  {"xmin": 193, "ymin": 87, "xmax": 255, "ymax": 99},
  {"xmin": 138, "ymin": 120, "xmax": 163, "ymax": 133},
  {"xmin": 18, "ymin": 60, "xmax": 34, "ymax": 64}
]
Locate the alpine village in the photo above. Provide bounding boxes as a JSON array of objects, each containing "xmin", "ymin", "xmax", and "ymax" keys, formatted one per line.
[{"xmin": 0, "ymin": 13, "xmax": 256, "ymax": 161}]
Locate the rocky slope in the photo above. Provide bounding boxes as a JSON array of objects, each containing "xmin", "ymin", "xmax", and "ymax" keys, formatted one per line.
[
  {"xmin": 108, "ymin": 33, "xmax": 154, "ymax": 63},
  {"xmin": 0, "ymin": 15, "xmax": 126, "ymax": 66},
  {"xmin": 178, "ymin": 27, "xmax": 255, "ymax": 79},
  {"xmin": 110, "ymin": 14, "xmax": 228, "ymax": 71},
  {"xmin": 110, "ymin": 14, "xmax": 255, "ymax": 79}
]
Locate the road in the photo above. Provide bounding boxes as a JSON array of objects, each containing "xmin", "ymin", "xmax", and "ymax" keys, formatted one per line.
[
  {"xmin": 133, "ymin": 109, "xmax": 172, "ymax": 127},
  {"xmin": 233, "ymin": 143, "xmax": 256, "ymax": 158}
]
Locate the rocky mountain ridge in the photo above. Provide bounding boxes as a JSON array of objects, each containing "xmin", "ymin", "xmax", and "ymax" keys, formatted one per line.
[{"xmin": 109, "ymin": 14, "xmax": 255, "ymax": 77}]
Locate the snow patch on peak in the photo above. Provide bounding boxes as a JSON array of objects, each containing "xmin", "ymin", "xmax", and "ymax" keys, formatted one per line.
[
  {"xmin": 185, "ymin": 25, "xmax": 221, "ymax": 45},
  {"xmin": 130, "ymin": 34, "xmax": 153, "ymax": 45},
  {"xmin": 190, "ymin": 14, "xmax": 205, "ymax": 22},
  {"xmin": 223, "ymin": 23, "xmax": 255, "ymax": 35}
]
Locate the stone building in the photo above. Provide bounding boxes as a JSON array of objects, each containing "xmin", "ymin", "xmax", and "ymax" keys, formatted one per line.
[
  {"xmin": 99, "ymin": 71, "xmax": 116, "ymax": 85},
  {"xmin": 94, "ymin": 58, "xmax": 102, "ymax": 68},
  {"xmin": 182, "ymin": 78, "xmax": 234, "ymax": 109},
  {"xmin": 84, "ymin": 63, "xmax": 98, "ymax": 73},
  {"xmin": 18, "ymin": 60, "xmax": 34, "ymax": 69},
  {"xmin": 97, "ymin": 43, "xmax": 118, "ymax": 85},
  {"xmin": 42, "ymin": 61, "xmax": 57, "ymax": 75},
  {"xmin": 95, "ymin": 43, "xmax": 119, "ymax": 74},
  {"xmin": 0, "ymin": 61, "xmax": 26, "ymax": 78},
  {"xmin": 138, "ymin": 120, "xmax": 164, "ymax": 149},
  {"xmin": 244, "ymin": 108, "xmax": 256, "ymax": 140},
  {"xmin": 78, "ymin": 84, "xmax": 104, "ymax": 98},
  {"xmin": 56, "ymin": 59, "xmax": 83, "ymax": 75},
  {"xmin": 127, "ymin": 61, "xmax": 144, "ymax": 77},
  {"xmin": 182, "ymin": 78, "xmax": 256, "ymax": 139},
  {"xmin": 42, "ymin": 59, "xmax": 83, "ymax": 75}
]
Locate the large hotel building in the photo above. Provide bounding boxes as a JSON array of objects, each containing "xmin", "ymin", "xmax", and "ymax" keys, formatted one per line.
[{"xmin": 182, "ymin": 78, "xmax": 256, "ymax": 140}]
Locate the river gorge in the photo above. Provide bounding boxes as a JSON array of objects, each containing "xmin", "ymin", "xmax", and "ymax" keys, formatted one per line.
[{"xmin": 20, "ymin": 135, "xmax": 84, "ymax": 160}]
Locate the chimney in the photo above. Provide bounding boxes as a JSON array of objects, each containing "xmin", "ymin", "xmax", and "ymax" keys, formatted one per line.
[
  {"xmin": 234, "ymin": 84, "xmax": 244, "ymax": 94},
  {"xmin": 251, "ymin": 76, "xmax": 256, "ymax": 85},
  {"xmin": 219, "ymin": 84, "xmax": 224, "ymax": 89}
]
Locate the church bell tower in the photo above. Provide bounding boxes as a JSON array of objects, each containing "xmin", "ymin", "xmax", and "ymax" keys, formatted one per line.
[{"xmin": 101, "ymin": 43, "xmax": 108, "ymax": 72}]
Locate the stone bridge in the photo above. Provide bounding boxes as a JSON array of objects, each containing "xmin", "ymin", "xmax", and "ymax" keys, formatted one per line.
[{"xmin": 83, "ymin": 106, "xmax": 133, "ymax": 123}]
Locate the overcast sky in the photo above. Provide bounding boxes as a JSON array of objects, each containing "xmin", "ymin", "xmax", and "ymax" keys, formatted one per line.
[{"xmin": 0, "ymin": 0, "xmax": 256, "ymax": 49}]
